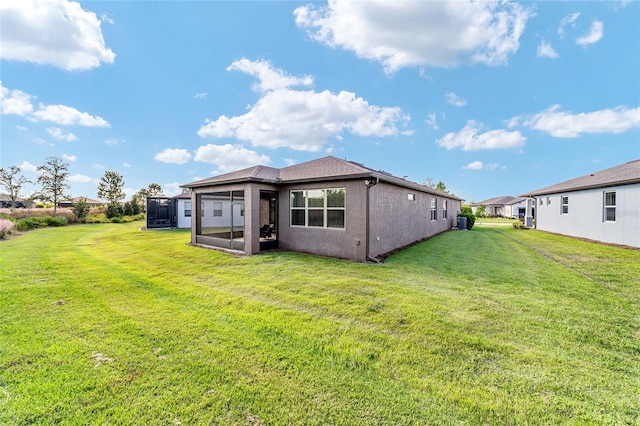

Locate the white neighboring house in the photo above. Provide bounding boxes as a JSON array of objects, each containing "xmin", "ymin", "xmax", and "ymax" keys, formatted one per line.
[
  {"xmin": 504, "ymin": 197, "xmax": 528, "ymax": 219},
  {"xmin": 174, "ymin": 192, "xmax": 192, "ymax": 228},
  {"xmin": 521, "ymin": 159, "xmax": 640, "ymax": 248}
]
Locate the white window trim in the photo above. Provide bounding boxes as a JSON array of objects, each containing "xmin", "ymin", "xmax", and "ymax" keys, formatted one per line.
[
  {"xmin": 561, "ymin": 196, "xmax": 569, "ymax": 215},
  {"xmin": 430, "ymin": 198, "xmax": 437, "ymax": 221},
  {"xmin": 603, "ymin": 191, "xmax": 616, "ymax": 222},
  {"xmin": 290, "ymin": 188, "xmax": 346, "ymax": 229}
]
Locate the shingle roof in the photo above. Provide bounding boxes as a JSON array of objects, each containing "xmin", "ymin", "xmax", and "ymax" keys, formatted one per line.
[
  {"xmin": 521, "ymin": 159, "xmax": 640, "ymax": 197},
  {"xmin": 470, "ymin": 196, "xmax": 515, "ymax": 206},
  {"xmin": 182, "ymin": 156, "xmax": 463, "ymax": 200}
]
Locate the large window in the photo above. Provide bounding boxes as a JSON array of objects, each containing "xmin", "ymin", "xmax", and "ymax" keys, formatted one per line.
[
  {"xmin": 604, "ymin": 191, "xmax": 616, "ymax": 222},
  {"xmin": 561, "ymin": 196, "xmax": 569, "ymax": 214},
  {"xmin": 430, "ymin": 198, "xmax": 437, "ymax": 221},
  {"xmin": 184, "ymin": 201, "xmax": 192, "ymax": 217},
  {"xmin": 290, "ymin": 188, "xmax": 345, "ymax": 229},
  {"xmin": 442, "ymin": 200, "xmax": 448, "ymax": 219}
]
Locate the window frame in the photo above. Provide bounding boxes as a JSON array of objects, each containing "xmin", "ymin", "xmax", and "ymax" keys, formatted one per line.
[
  {"xmin": 184, "ymin": 201, "xmax": 192, "ymax": 217},
  {"xmin": 430, "ymin": 198, "xmax": 437, "ymax": 221},
  {"xmin": 442, "ymin": 199, "xmax": 448, "ymax": 219},
  {"xmin": 213, "ymin": 201, "xmax": 223, "ymax": 217},
  {"xmin": 561, "ymin": 196, "xmax": 569, "ymax": 215},
  {"xmin": 290, "ymin": 188, "xmax": 346, "ymax": 229},
  {"xmin": 603, "ymin": 191, "xmax": 616, "ymax": 222}
]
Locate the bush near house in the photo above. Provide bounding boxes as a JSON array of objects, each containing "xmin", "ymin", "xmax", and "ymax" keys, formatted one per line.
[{"xmin": 457, "ymin": 211, "xmax": 476, "ymax": 229}]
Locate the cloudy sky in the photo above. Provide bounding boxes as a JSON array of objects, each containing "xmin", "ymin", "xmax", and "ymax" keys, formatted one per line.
[{"xmin": 1, "ymin": 0, "xmax": 638, "ymax": 202}]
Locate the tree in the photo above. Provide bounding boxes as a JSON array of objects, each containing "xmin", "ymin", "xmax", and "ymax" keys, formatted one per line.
[
  {"xmin": 0, "ymin": 165, "xmax": 31, "ymax": 210},
  {"xmin": 435, "ymin": 181, "xmax": 447, "ymax": 193},
  {"xmin": 132, "ymin": 183, "xmax": 163, "ymax": 213},
  {"xmin": 97, "ymin": 171, "xmax": 125, "ymax": 217},
  {"xmin": 423, "ymin": 177, "xmax": 435, "ymax": 188},
  {"xmin": 37, "ymin": 157, "xmax": 70, "ymax": 214},
  {"xmin": 476, "ymin": 204, "xmax": 487, "ymax": 218},
  {"xmin": 71, "ymin": 197, "xmax": 90, "ymax": 220}
]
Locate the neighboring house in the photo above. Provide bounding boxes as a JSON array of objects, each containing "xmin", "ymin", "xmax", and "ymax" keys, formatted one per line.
[
  {"xmin": 58, "ymin": 196, "xmax": 104, "ymax": 208},
  {"xmin": 181, "ymin": 156, "xmax": 463, "ymax": 262},
  {"xmin": 470, "ymin": 196, "xmax": 515, "ymax": 217},
  {"xmin": 504, "ymin": 197, "xmax": 528, "ymax": 219},
  {"xmin": 521, "ymin": 159, "xmax": 640, "ymax": 248},
  {"xmin": 0, "ymin": 193, "xmax": 30, "ymax": 208},
  {"xmin": 146, "ymin": 192, "xmax": 193, "ymax": 229}
]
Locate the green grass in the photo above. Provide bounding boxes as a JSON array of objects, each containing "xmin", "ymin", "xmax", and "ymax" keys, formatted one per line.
[{"xmin": 1, "ymin": 224, "xmax": 638, "ymax": 424}]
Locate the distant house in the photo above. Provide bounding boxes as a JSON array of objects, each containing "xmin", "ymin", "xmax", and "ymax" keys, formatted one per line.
[
  {"xmin": 58, "ymin": 197, "xmax": 104, "ymax": 208},
  {"xmin": 0, "ymin": 194, "xmax": 30, "ymax": 209},
  {"xmin": 146, "ymin": 192, "xmax": 193, "ymax": 229},
  {"xmin": 181, "ymin": 156, "xmax": 463, "ymax": 262},
  {"xmin": 521, "ymin": 159, "xmax": 640, "ymax": 248}
]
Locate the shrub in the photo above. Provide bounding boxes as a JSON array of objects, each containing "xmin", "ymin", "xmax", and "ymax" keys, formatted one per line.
[
  {"xmin": 16, "ymin": 218, "xmax": 38, "ymax": 231},
  {"xmin": 513, "ymin": 221, "xmax": 528, "ymax": 229},
  {"xmin": 71, "ymin": 198, "xmax": 90, "ymax": 220},
  {"xmin": 457, "ymin": 212, "xmax": 476, "ymax": 230},
  {"xmin": 36, "ymin": 203, "xmax": 45, "ymax": 208},
  {"xmin": 46, "ymin": 216, "xmax": 68, "ymax": 227},
  {"xmin": 460, "ymin": 205, "xmax": 473, "ymax": 214},
  {"xmin": 0, "ymin": 219, "xmax": 14, "ymax": 239},
  {"xmin": 106, "ymin": 203, "xmax": 122, "ymax": 219},
  {"xmin": 110, "ymin": 217, "xmax": 123, "ymax": 223}
]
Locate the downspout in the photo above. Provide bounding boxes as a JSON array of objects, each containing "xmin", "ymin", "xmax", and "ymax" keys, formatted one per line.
[{"xmin": 365, "ymin": 177, "xmax": 380, "ymax": 263}]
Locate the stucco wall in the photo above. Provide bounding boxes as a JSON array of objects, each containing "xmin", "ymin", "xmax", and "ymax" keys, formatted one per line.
[
  {"xmin": 535, "ymin": 183, "xmax": 640, "ymax": 248},
  {"xmin": 278, "ymin": 180, "xmax": 368, "ymax": 261},
  {"xmin": 176, "ymin": 199, "xmax": 191, "ymax": 228},
  {"xmin": 368, "ymin": 183, "xmax": 460, "ymax": 258}
]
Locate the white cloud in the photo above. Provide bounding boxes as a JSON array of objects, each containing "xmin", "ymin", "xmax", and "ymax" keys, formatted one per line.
[
  {"xmin": 294, "ymin": 1, "xmax": 532, "ymax": 73},
  {"xmin": 105, "ymin": 138, "xmax": 124, "ymax": 146},
  {"xmin": 46, "ymin": 127, "xmax": 78, "ymax": 141},
  {"xmin": 445, "ymin": 92, "xmax": 467, "ymax": 107},
  {"xmin": 123, "ymin": 162, "xmax": 131, "ymax": 168},
  {"xmin": 558, "ymin": 12, "xmax": 580, "ymax": 38},
  {"xmin": 19, "ymin": 161, "xmax": 38, "ymax": 173},
  {"xmin": 227, "ymin": 58, "xmax": 314, "ymax": 92},
  {"xmin": 124, "ymin": 187, "xmax": 135, "ymax": 198},
  {"xmin": 69, "ymin": 174, "xmax": 93, "ymax": 183},
  {"xmin": 198, "ymin": 59, "xmax": 409, "ymax": 152},
  {"xmin": 154, "ymin": 148, "xmax": 192, "ymax": 165},
  {"xmin": 436, "ymin": 120, "xmax": 526, "ymax": 151},
  {"xmin": 33, "ymin": 137, "xmax": 53, "ymax": 147},
  {"xmin": 194, "ymin": 144, "xmax": 271, "ymax": 174},
  {"xmin": 576, "ymin": 20, "xmax": 603, "ymax": 46},
  {"xmin": 463, "ymin": 161, "xmax": 484, "ymax": 170},
  {"xmin": 91, "ymin": 163, "xmax": 104, "ymax": 170},
  {"xmin": 163, "ymin": 182, "xmax": 183, "ymax": 197},
  {"xmin": 0, "ymin": 0, "xmax": 115, "ymax": 70},
  {"xmin": 31, "ymin": 104, "xmax": 109, "ymax": 127},
  {"xmin": 523, "ymin": 105, "xmax": 640, "ymax": 138},
  {"xmin": 283, "ymin": 158, "xmax": 297, "ymax": 167},
  {"xmin": 194, "ymin": 92, "xmax": 207, "ymax": 99},
  {"xmin": 425, "ymin": 113, "xmax": 439, "ymax": 130},
  {"xmin": 537, "ymin": 40, "xmax": 558, "ymax": 59},
  {"xmin": 62, "ymin": 154, "xmax": 77, "ymax": 162},
  {"xmin": 0, "ymin": 81, "xmax": 34, "ymax": 115},
  {"xmin": 0, "ymin": 82, "xmax": 109, "ymax": 127},
  {"xmin": 16, "ymin": 125, "xmax": 27, "ymax": 131}
]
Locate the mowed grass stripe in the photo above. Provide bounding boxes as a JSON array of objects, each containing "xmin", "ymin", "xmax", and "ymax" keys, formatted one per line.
[{"xmin": 1, "ymin": 223, "xmax": 638, "ymax": 424}]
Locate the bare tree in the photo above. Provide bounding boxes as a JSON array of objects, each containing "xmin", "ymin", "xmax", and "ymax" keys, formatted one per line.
[
  {"xmin": 0, "ymin": 165, "xmax": 31, "ymax": 210},
  {"xmin": 37, "ymin": 157, "xmax": 70, "ymax": 214}
]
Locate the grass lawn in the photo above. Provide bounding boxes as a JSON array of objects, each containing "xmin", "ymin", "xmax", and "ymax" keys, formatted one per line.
[{"xmin": 1, "ymin": 223, "xmax": 638, "ymax": 424}]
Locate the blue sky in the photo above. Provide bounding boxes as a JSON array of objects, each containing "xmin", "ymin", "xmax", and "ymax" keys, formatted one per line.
[{"xmin": 1, "ymin": 0, "xmax": 638, "ymax": 203}]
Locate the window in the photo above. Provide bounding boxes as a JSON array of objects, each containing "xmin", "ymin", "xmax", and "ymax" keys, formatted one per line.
[
  {"xmin": 290, "ymin": 188, "xmax": 345, "ymax": 228},
  {"xmin": 430, "ymin": 198, "xmax": 437, "ymax": 220},
  {"xmin": 546, "ymin": 197, "xmax": 551, "ymax": 205},
  {"xmin": 561, "ymin": 196, "xmax": 568, "ymax": 214},
  {"xmin": 200, "ymin": 200, "xmax": 204, "ymax": 216},
  {"xmin": 184, "ymin": 201, "xmax": 192, "ymax": 217},
  {"xmin": 539, "ymin": 198, "xmax": 543, "ymax": 206},
  {"xmin": 213, "ymin": 201, "xmax": 223, "ymax": 217},
  {"xmin": 604, "ymin": 191, "xmax": 616, "ymax": 222},
  {"xmin": 442, "ymin": 200, "xmax": 448, "ymax": 219},
  {"xmin": 408, "ymin": 193, "xmax": 415, "ymax": 201}
]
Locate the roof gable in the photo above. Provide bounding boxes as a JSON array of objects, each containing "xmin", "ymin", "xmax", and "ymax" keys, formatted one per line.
[
  {"xmin": 522, "ymin": 159, "xmax": 640, "ymax": 196},
  {"xmin": 279, "ymin": 156, "xmax": 370, "ymax": 181}
]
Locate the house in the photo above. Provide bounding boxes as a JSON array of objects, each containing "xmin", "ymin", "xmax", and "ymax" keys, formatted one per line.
[
  {"xmin": 521, "ymin": 159, "xmax": 640, "ymax": 248},
  {"xmin": 0, "ymin": 193, "xmax": 30, "ymax": 208},
  {"xmin": 57, "ymin": 196, "xmax": 104, "ymax": 208},
  {"xmin": 504, "ymin": 197, "xmax": 529, "ymax": 219},
  {"xmin": 181, "ymin": 156, "xmax": 463, "ymax": 262},
  {"xmin": 146, "ymin": 192, "xmax": 193, "ymax": 229}
]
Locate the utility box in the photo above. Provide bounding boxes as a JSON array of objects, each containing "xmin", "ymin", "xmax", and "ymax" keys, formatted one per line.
[{"xmin": 457, "ymin": 216, "xmax": 467, "ymax": 230}]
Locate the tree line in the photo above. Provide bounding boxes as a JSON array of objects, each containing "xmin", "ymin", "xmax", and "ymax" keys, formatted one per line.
[{"xmin": 0, "ymin": 156, "xmax": 163, "ymax": 219}]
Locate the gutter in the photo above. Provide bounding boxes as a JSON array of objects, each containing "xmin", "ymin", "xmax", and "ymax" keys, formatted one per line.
[{"xmin": 365, "ymin": 177, "xmax": 379, "ymax": 263}]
